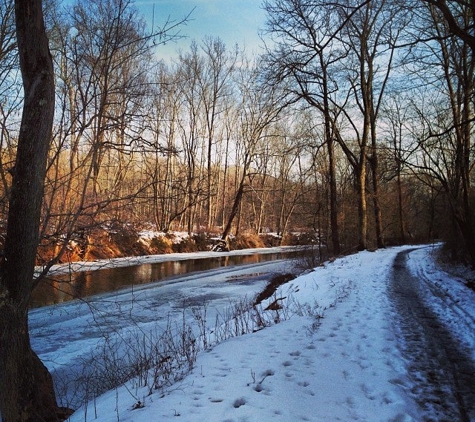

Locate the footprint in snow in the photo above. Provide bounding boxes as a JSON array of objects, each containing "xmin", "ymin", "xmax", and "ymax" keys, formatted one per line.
[
  {"xmin": 261, "ymin": 369, "xmax": 275, "ymax": 377},
  {"xmin": 233, "ymin": 397, "xmax": 247, "ymax": 408},
  {"xmin": 254, "ymin": 383, "xmax": 264, "ymax": 393}
]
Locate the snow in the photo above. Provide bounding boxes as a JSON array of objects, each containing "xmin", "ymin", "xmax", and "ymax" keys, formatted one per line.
[
  {"xmin": 405, "ymin": 247, "xmax": 475, "ymax": 362},
  {"xmin": 29, "ymin": 244, "xmax": 475, "ymax": 421}
]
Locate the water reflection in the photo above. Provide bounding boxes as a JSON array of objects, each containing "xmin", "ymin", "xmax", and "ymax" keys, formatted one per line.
[{"xmin": 31, "ymin": 252, "xmax": 300, "ymax": 308}]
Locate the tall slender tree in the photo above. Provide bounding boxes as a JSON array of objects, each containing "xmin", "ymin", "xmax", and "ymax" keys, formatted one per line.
[
  {"xmin": 0, "ymin": 1, "xmax": 71, "ymax": 420},
  {"xmin": 221, "ymin": 60, "xmax": 284, "ymax": 239},
  {"xmin": 199, "ymin": 37, "xmax": 237, "ymax": 230},
  {"xmin": 336, "ymin": 0, "xmax": 404, "ymax": 249},
  {"xmin": 262, "ymin": 0, "xmax": 348, "ymax": 254}
]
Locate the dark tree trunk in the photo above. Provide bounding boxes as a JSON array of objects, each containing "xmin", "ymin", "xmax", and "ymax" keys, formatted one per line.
[
  {"xmin": 396, "ymin": 169, "xmax": 407, "ymax": 244},
  {"xmin": 327, "ymin": 136, "xmax": 341, "ymax": 255},
  {"xmin": 370, "ymin": 152, "xmax": 385, "ymax": 249},
  {"xmin": 221, "ymin": 173, "xmax": 246, "ymax": 240},
  {"xmin": 356, "ymin": 158, "xmax": 368, "ymax": 251},
  {"xmin": 0, "ymin": 1, "xmax": 71, "ymax": 420},
  {"xmin": 321, "ymin": 62, "xmax": 340, "ymax": 256}
]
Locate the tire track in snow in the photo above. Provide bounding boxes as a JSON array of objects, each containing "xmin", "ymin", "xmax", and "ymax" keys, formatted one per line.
[{"xmin": 390, "ymin": 249, "xmax": 475, "ymax": 422}]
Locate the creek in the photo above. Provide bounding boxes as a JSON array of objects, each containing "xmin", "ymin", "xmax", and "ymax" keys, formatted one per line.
[{"xmin": 31, "ymin": 249, "xmax": 306, "ymax": 308}]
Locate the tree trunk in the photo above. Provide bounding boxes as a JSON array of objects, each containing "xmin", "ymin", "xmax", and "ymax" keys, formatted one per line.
[
  {"xmin": 0, "ymin": 307, "xmax": 71, "ymax": 422},
  {"xmin": 396, "ymin": 168, "xmax": 407, "ymax": 244},
  {"xmin": 321, "ymin": 60, "xmax": 341, "ymax": 256},
  {"xmin": 356, "ymin": 158, "xmax": 368, "ymax": 251},
  {"xmin": 370, "ymin": 152, "xmax": 384, "ymax": 248},
  {"xmin": 0, "ymin": 1, "xmax": 71, "ymax": 420},
  {"xmin": 327, "ymin": 136, "xmax": 341, "ymax": 255},
  {"xmin": 221, "ymin": 173, "xmax": 246, "ymax": 240}
]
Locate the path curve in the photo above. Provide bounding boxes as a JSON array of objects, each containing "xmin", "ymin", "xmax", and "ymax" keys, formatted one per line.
[{"xmin": 390, "ymin": 249, "xmax": 475, "ymax": 421}]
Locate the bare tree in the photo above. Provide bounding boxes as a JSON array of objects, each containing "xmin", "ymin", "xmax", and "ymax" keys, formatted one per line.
[
  {"xmin": 143, "ymin": 64, "xmax": 186, "ymax": 231},
  {"xmin": 262, "ymin": 0, "xmax": 374, "ymax": 253},
  {"xmin": 0, "ymin": 0, "xmax": 19, "ymax": 216},
  {"xmin": 175, "ymin": 43, "xmax": 208, "ymax": 233},
  {"xmin": 381, "ymin": 95, "xmax": 413, "ymax": 244},
  {"xmin": 404, "ymin": 0, "xmax": 475, "ymax": 262},
  {"xmin": 31, "ymin": 0, "xmax": 192, "ymax": 261},
  {"xmin": 221, "ymin": 60, "xmax": 285, "ymax": 240},
  {"xmin": 199, "ymin": 37, "xmax": 237, "ymax": 230},
  {"xmin": 335, "ymin": 0, "xmax": 405, "ymax": 249},
  {"xmin": 66, "ymin": 0, "xmax": 153, "ymax": 197},
  {"xmin": 264, "ymin": 0, "xmax": 405, "ymax": 251},
  {"xmin": 0, "ymin": 1, "xmax": 72, "ymax": 420},
  {"xmin": 421, "ymin": 0, "xmax": 475, "ymax": 52},
  {"xmin": 277, "ymin": 157, "xmax": 311, "ymax": 236}
]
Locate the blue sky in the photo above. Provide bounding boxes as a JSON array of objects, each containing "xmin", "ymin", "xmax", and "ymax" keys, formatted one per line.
[{"xmin": 135, "ymin": 0, "xmax": 267, "ymax": 58}]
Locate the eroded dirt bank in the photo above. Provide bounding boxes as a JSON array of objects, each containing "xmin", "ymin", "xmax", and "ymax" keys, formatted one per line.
[{"xmin": 35, "ymin": 225, "xmax": 293, "ymax": 265}]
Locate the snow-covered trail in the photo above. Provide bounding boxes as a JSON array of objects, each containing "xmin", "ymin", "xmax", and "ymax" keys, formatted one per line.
[{"xmin": 390, "ymin": 249, "xmax": 475, "ymax": 421}]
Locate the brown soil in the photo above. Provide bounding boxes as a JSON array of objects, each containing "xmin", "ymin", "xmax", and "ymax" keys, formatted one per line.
[
  {"xmin": 254, "ymin": 273, "xmax": 296, "ymax": 308},
  {"xmin": 34, "ymin": 227, "xmax": 298, "ymax": 266}
]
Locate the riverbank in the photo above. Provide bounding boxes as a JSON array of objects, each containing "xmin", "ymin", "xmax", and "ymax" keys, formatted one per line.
[{"xmin": 35, "ymin": 223, "xmax": 316, "ymax": 265}]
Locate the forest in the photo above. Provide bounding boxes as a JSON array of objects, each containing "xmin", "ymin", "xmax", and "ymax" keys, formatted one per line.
[
  {"xmin": 0, "ymin": 1, "xmax": 474, "ymax": 421},
  {"xmin": 0, "ymin": 0, "xmax": 474, "ymax": 265}
]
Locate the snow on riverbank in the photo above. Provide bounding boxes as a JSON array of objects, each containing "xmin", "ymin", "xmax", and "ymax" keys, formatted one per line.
[{"xmin": 61, "ymin": 243, "xmax": 475, "ymax": 422}]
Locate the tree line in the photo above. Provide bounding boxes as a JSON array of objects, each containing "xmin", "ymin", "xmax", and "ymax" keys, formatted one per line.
[
  {"xmin": 0, "ymin": 0, "xmax": 473, "ymax": 261},
  {"xmin": 0, "ymin": 0, "xmax": 474, "ymax": 419}
]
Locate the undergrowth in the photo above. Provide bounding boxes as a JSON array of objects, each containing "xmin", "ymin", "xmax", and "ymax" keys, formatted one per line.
[
  {"xmin": 55, "ymin": 291, "xmax": 301, "ymax": 417},
  {"xmin": 55, "ymin": 253, "xmax": 342, "ymax": 420}
]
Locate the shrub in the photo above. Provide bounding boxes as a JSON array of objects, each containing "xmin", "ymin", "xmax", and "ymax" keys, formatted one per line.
[
  {"xmin": 172, "ymin": 236, "xmax": 199, "ymax": 253},
  {"xmin": 55, "ymin": 292, "xmax": 293, "ymax": 413},
  {"xmin": 230, "ymin": 234, "xmax": 265, "ymax": 250},
  {"xmin": 149, "ymin": 235, "xmax": 174, "ymax": 254}
]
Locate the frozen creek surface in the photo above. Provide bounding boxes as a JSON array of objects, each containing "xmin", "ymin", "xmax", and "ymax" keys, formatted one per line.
[
  {"xmin": 30, "ymin": 245, "xmax": 475, "ymax": 421},
  {"xmin": 30, "ymin": 256, "xmax": 297, "ymax": 407}
]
